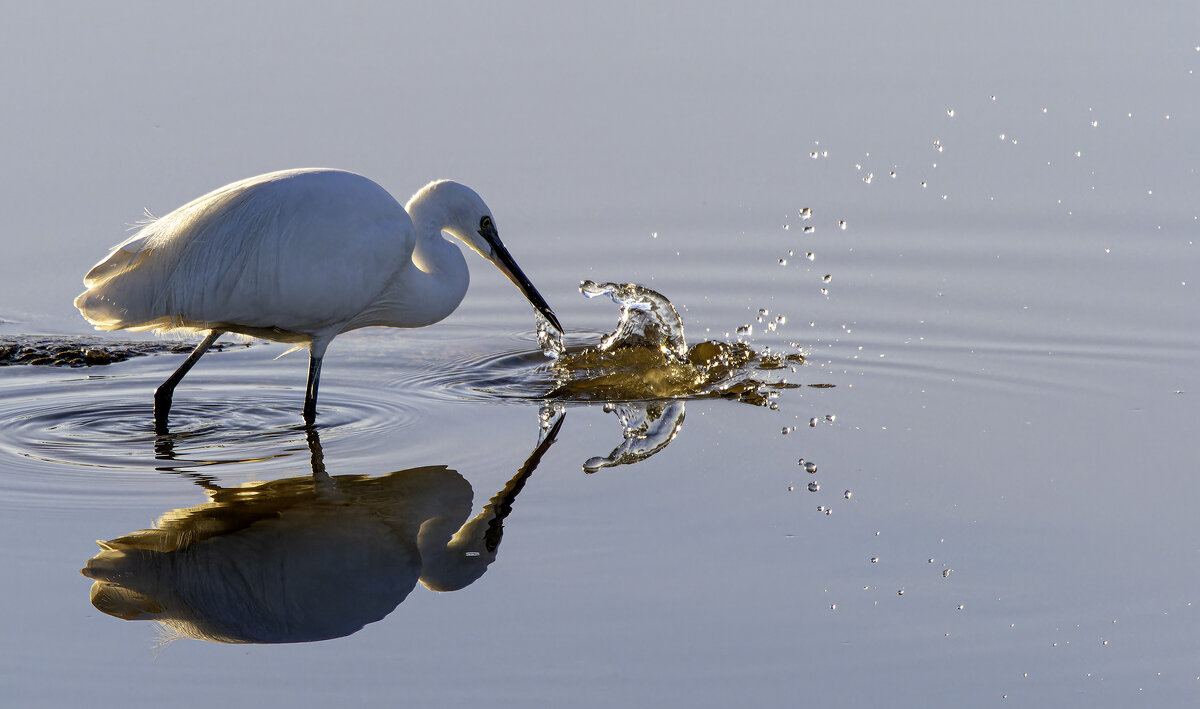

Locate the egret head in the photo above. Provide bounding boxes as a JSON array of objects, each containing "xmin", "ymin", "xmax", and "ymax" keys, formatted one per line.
[{"xmin": 412, "ymin": 180, "xmax": 562, "ymax": 332}]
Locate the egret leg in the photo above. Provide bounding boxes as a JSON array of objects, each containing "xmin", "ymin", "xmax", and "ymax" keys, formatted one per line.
[
  {"xmin": 303, "ymin": 351, "xmax": 323, "ymax": 425},
  {"xmin": 154, "ymin": 330, "xmax": 224, "ymax": 434}
]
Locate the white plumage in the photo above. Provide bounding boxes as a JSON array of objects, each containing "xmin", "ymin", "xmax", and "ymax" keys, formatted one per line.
[{"xmin": 75, "ymin": 168, "xmax": 561, "ymax": 430}]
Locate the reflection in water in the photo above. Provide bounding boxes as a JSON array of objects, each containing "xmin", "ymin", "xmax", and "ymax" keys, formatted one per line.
[
  {"xmin": 80, "ymin": 416, "xmax": 563, "ymax": 644},
  {"xmin": 582, "ymin": 401, "xmax": 685, "ymax": 473},
  {"xmin": 548, "ymin": 281, "xmax": 802, "ymax": 404}
]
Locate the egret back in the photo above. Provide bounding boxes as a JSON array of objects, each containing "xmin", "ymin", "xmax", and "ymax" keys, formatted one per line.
[{"xmin": 75, "ymin": 169, "xmax": 416, "ymax": 338}]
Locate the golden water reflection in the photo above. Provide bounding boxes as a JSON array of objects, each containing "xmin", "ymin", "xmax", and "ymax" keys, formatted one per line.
[{"xmin": 81, "ymin": 416, "xmax": 562, "ymax": 644}]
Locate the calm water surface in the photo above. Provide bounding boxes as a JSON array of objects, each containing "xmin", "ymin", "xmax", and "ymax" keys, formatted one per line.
[{"xmin": 3, "ymin": 213, "xmax": 1197, "ymax": 707}]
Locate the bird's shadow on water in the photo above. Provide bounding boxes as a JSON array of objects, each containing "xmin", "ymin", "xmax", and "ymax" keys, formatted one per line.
[{"xmin": 81, "ymin": 415, "xmax": 564, "ymax": 644}]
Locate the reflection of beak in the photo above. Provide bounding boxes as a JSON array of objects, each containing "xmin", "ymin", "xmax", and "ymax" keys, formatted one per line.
[{"xmin": 489, "ymin": 238, "xmax": 563, "ymax": 333}]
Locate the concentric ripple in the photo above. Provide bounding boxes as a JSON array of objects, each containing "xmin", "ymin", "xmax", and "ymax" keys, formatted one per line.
[{"xmin": 0, "ymin": 349, "xmax": 426, "ymax": 508}]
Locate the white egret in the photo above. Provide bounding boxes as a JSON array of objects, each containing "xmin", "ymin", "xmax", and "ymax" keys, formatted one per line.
[{"xmin": 74, "ymin": 168, "xmax": 562, "ymax": 431}]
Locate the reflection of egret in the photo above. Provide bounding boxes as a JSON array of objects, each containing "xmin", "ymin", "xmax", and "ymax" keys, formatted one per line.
[
  {"xmin": 583, "ymin": 401, "xmax": 685, "ymax": 472},
  {"xmin": 73, "ymin": 169, "xmax": 562, "ymax": 431},
  {"xmin": 80, "ymin": 415, "xmax": 563, "ymax": 643}
]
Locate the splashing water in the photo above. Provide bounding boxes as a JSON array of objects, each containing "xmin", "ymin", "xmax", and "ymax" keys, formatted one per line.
[
  {"xmin": 546, "ymin": 281, "xmax": 805, "ymax": 403},
  {"xmin": 579, "ymin": 280, "xmax": 688, "ymax": 361},
  {"xmin": 535, "ymin": 313, "xmax": 565, "ymax": 359}
]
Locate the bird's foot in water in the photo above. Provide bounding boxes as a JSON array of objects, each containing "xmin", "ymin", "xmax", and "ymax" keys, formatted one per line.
[{"xmin": 153, "ymin": 390, "xmax": 172, "ymax": 435}]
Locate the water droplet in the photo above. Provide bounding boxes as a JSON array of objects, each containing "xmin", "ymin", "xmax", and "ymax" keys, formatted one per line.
[
  {"xmin": 736, "ymin": 324, "xmax": 753, "ymax": 336},
  {"xmin": 809, "ymin": 417, "xmax": 818, "ymax": 427},
  {"xmin": 998, "ymin": 133, "xmax": 1006, "ymax": 140},
  {"xmin": 803, "ymin": 225, "xmax": 815, "ymax": 233},
  {"xmin": 820, "ymin": 287, "xmax": 829, "ymax": 295},
  {"xmin": 799, "ymin": 207, "xmax": 812, "ymax": 219},
  {"xmin": 933, "ymin": 139, "xmax": 943, "ymax": 152},
  {"xmin": 830, "ymin": 604, "xmax": 837, "ymax": 610},
  {"xmin": 778, "ymin": 258, "xmax": 787, "ymax": 265},
  {"xmin": 787, "ymin": 485, "xmax": 794, "ymax": 491},
  {"xmin": 920, "ymin": 181, "xmax": 927, "ymax": 189},
  {"xmin": 797, "ymin": 458, "xmax": 805, "ymax": 466},
  {"xmin": 807, "ymin": 481, "xmax": 820, "ymax": 492},
  {"xmin": 1074, "ymin": 151, "xmax": 1081, "ymax": 157},
  {"xmin": 843, "ymin": 490, "xmax": 852, "ymax": 499},
  {"xmin": 838, "ymin": 220, "xmax": 847, "ymax": 230},
  {"xmin": 943, "ymin": 569, "xmax": 953, "ymax": 578},
  {"xmin": 870, "ymin": 557, "xmax": 879, "ymax": 563},
  {"xmin": 990, "ymin": 95, "xmax": 997, "ymax": 101},
  {"xmin": 465, "ymin": 551, "xmax": 481, "ymax": 557},
  {"xmin": 889, "ymin": 171, "xmax": 897, "ymax": 179},
  {"xmin": 809, "ymin": 151, "xmax": 819, "ymax": 159},
  {"xmin": 957, "ymin": 604, "xmax": 965, "ymax": 611},
  {"xmin": 816, "ymin": 505, "xmax": 825, "ymax": 512},
  {"xmin": 651, "ymin": 231, "xmax": 658, "ymax": 239},
  {"xmin": 806, "ymin": 252, "xmax": 815, "ymax": 261},
  {"xmin": 825, "ymin": 414, "xmax": 836, "ymax": 422},
  {"xmin": 822, "ymin": 274, "xmax": 832, "ymax": 283},
  {"xmin": 805, "ymin": 462, "xmax": 818, "ymax": 473},
  {"xmin": 897, "ymin": 589, "xmax": 905, "ymax": 596},
  {"xmin": 1091, "ymin": 120, "xmax": 1099, "ymax": 127},
  {"xmin": 946, "ymin": 108, "xmax": 955, "ymax": 117},
  {"xmin": 825, "ymin": 508, "xmax": 832, "ymax": 515},
  {"xmin": 776, "ymin": 315, "xmax": 787, "ymax": 324}
]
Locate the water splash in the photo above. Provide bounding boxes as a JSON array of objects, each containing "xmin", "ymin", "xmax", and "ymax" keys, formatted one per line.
[
  {"xmin": 535, "ymin": 313, "xmax": 564, "ymax": 359},
  {"xmin": 546, "ymin": 281, "xmax": 805, "ymax": 404},
  {"xmin": 580, "ymin": 281, "xmax": 688, "ymax": 361}
]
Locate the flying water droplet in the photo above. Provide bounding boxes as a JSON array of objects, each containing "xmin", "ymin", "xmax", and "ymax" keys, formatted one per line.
[
  {"xmin": 843, "ymin": 490, "xmax": 852, "ymax": 499},
  {"xmin": 808, "ymin": 481, "xmax": 820, "ymax": 492},
  {"xmin": 803, "ymin": 225, "xmax": 815, "ymax": 233},
  {"xmin": 805, "ymin": 462, "xmax": 818, "ymax": 473},
  {"xmin": 838, "ymin": 220, "xmax": 847, "ymax": 230},
  {"xmin": 799, "ymin": 207, "xmax": 812, "ymax": 220}
]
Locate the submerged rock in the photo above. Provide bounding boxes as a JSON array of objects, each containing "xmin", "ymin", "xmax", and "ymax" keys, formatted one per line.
[{"xmin": 0, "ymin": 336, "xmax": 246, "ymax": 368}]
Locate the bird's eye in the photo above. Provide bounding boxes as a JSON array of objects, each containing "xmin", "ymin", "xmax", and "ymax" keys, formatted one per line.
[{"xmin": 479, "ymin": 216, "xmax": 494, "ymax": 233}]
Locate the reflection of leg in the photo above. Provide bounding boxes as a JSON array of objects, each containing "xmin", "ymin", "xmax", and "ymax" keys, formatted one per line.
[
  {"xmin": 304, "ymin": 424, "xmax": 331, "ymax": 484},
  {"xmin": 154, "ymin": 330, "xmax": 224, "ymax": 434}
]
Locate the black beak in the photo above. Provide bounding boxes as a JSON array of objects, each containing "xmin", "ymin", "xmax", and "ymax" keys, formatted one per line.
[{"xmin": 488, "ymin": 237, "xmax": 563, "ymax": 333}]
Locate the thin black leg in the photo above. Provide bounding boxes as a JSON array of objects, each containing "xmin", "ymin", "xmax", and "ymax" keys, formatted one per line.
[
  {"xmin": 154, "ymin": 330, "xmax": 223, "ymax": 434},
  {"xmin": 303, "ymin": 351, "xmax": 323, "ymax": 425}
]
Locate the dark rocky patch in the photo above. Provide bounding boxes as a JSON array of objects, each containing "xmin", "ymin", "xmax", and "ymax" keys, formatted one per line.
[{"xmin": 0, "ymin": 337, "xmax": 248, "ymax": 368}]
